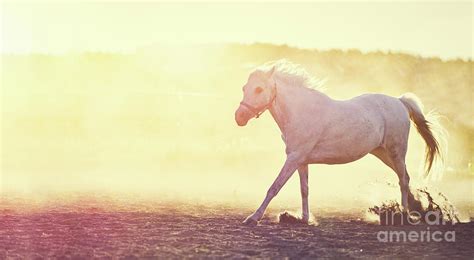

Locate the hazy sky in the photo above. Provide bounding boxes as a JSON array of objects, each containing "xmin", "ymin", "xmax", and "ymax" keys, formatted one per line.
[{"xmin": 1, "ymin": 1, "xmax": 472, "ymax": 59}]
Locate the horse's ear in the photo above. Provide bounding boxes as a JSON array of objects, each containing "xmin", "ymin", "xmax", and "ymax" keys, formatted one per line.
[{"xmin": 266, "ymin": 66, "xmax": 275, "ymax": 78}]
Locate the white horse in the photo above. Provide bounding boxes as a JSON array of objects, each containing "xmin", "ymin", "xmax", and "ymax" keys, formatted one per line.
[{"xmin": 234, "ymin": 60, "xmax": 442, "ymax": 225}]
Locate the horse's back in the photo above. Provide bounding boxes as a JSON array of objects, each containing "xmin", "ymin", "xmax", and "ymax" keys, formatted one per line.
[{"xmin": 353, "ymin": 93, "xmax": 409, "ymax": 122}]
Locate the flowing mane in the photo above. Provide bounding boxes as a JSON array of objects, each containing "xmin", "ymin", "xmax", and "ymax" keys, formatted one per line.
[{"xmin": 254, "ymin": 59, "xmax": 326, "ymax": 91}]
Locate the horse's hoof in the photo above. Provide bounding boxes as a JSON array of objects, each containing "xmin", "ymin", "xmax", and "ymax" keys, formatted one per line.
[{"xmin": 242, "ymin": 217, "xmax": 258, "ymax": 226}]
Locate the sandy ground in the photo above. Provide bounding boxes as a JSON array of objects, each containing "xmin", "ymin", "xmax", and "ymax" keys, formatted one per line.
[{"xmin": 0, "ymin": 199, "xmax": 473, "ymax": 259}]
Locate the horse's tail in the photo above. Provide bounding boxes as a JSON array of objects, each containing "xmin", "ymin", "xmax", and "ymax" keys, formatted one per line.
[{"xmin": 399, "ymin": 93, "xmax": 443, "ymax": 177}]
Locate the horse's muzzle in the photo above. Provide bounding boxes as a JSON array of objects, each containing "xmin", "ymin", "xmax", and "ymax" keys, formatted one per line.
[{"xmin": 235, "ymin": 106, "xmax": 251, "ymax": 126}]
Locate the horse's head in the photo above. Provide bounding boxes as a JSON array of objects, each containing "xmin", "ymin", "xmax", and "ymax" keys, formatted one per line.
[{"xmin": 235, "ymin": 67, "xmax": 276, "ymax": 126}]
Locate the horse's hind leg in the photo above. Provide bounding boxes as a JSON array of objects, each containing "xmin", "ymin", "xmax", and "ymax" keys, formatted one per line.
[
  {"xmin": 298, "ymin": 165, "xmax": 309, "ymax": 222},
  {"xmin": 391, "ymin": 157, "xmax": 410, "ymax": 209},
  {"xmin": 371, "ymin": 147, "xmax": 416, "ymax": 210},
  {"xmin": 389, "ymin": 158, "xmax": 423, "ymax": 211},
  {"xmin": 370, "ymin": 147, "xmax": 394, "ymax": 170}
]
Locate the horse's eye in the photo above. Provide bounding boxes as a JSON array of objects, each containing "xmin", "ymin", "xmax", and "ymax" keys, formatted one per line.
[{"xmin": 255, "ymin": 87, "xmax": 263, "ymax": 94}]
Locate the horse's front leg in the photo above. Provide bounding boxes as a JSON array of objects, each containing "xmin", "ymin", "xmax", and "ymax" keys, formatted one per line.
[
  {"xmin": 298, "ymin": 164, "xmax": 309, "ymax": 223},
  {"xmin": 243, "ymin": 154, "xmax": 301, "ymax": 225}
]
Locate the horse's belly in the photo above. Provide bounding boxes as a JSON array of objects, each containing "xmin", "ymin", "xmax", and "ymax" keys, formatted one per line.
[
  {"xmin": 307, "ymin": 127, "xmax": 382, "ymax": 165},
  {"xmin": 307, "ymin": 147, "xmax": 370, "ymax": 165}
]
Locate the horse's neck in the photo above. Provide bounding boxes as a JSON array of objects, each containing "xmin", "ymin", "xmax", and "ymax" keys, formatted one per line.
[
  {"xmin": 268, "ymin": 90, "xmax": 287, "ymax": 135},
  {"xmin": 269, "ymin": 81, "xmax": 329, "ymax": 136}
]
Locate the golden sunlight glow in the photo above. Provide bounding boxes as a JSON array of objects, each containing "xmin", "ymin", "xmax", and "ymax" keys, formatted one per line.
[
  {"xmin": 1, "ymin": 1, "xmax": 472, "ymax": 212},
  {"xmin": 2, "ymin": 2, "xmax": 472, "ymax": 59}
]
